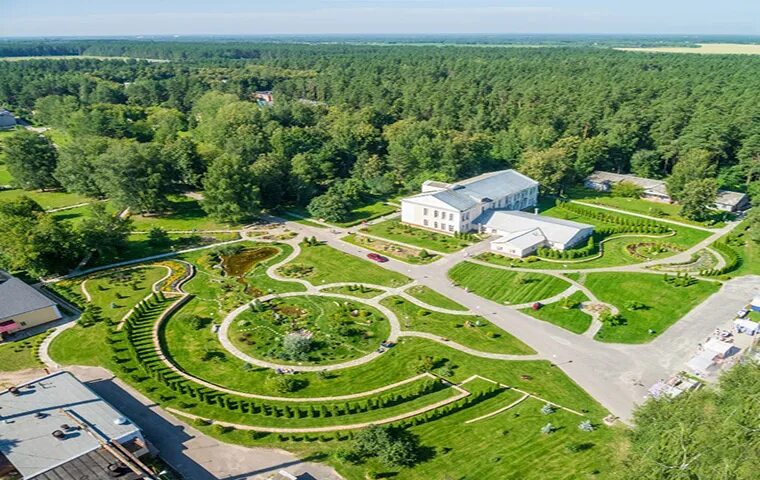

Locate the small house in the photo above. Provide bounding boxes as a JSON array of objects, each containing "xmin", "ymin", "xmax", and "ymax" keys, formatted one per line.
[
  {"xmin": 0, "ymin": 109, "xmax": 16, "ymax": 129},
  {"xmin": 0, "ymin": 270, "xmax": 62, "ymax": 337}
]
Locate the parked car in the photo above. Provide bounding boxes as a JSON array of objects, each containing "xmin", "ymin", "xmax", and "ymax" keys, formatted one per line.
[
  {"xmin": 367, "ymin": 253, "xmax": 389, "ymax": 263},
  {"xmin": 737, "ymin": 309, "xmax": 749, "ymax": 318}
]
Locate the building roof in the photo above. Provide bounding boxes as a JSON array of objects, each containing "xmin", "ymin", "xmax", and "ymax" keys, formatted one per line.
[
  {"xmin": 704, "ymin": 338, "xmax": 735, "ymax": 356},
  {"xmin": 587, "ymin": 171, "xmax": 747, "ymax": 207},
  {"xmin": 477, "ymin": 210, "xmax": 593, "ymax": 245},
  {"xmin": 32, "ymin": 446, "xmax": 142, "ymax": 480},
  {"xmin": 0, "ymin": 271, "xmax": 57, "ymax": 320},
  {"xmin": 0, "ymin": 371, "xmax": 141, "ymax": 479},
  {"xmin": 492, "ymin": 228, "xmax": 547, "ymax": 251},
  {"xmin": 0, "ymin": 109, "xmax": 13, "ymax": 116},
  {"xmin": 404, "ymin": 170, "xmax": 538, "ymax": 212},
  {"xmin": 714, "ymin": 190, "xmax": 748, "ymax": 207},
  {"xmin": 686, "ymin": 351, "xmax": 716, "ymax": 373}
]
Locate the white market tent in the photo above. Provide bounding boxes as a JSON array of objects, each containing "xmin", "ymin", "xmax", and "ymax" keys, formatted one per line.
[
  {"xmin": 751, "ymin": 296, "xmax": 760, "ymax": 312},
  {"xmin": 686, "ymin": 351, "xmax": 717, "ymax": 374},
  {"xmin": 704, "ymin": 338, "xmax": 735, "ymax": 357},
  {"xmin": 734, "ymin": 318, "xmax": 759, "ymax": 335}
]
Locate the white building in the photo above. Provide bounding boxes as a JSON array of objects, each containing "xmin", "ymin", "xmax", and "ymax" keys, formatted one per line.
[
  {"xmin": 474, "ymin": 210, "xmax": 594, "ymax": 258},
  {"xmin": 0, "ymin": 371, "xmax": 153, "ymax": 479},
  {"xmin": 0, "ymin": 270, "xmax": 62, "ymax": 338},
  {"xmin": 400, "ymin": 170, "xmax": 539, "ymax": 234}
]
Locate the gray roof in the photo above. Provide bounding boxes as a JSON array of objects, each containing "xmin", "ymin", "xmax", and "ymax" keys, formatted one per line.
[
  {"xmin": 0, "ymin": 272, "xmax": 57, "ymax": 320},
  {"xmin": 0, "ymin": 371, "xmax": 142, "ymax": 479},
  {"xmin": 406, "ymin": 170, "xmax": 538, "ymax": 212},
  {"xmin": 715, "ymin": 190, "xmax": 748, "ymax": 207},
  {"xmin": 34, "ymin": 447, "xmax": 142, "ymax": 480},
  {"xmin": 477, "ymin": 210, "xmax": 593, "ymax": 244}
]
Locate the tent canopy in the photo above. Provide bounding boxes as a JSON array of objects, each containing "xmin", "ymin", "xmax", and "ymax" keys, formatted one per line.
[
  {"xmin": 704, "ymin": 338, "xmax": 734, "ymax": 356},
  {"xmin": 687, "ymin": 351, "xmax": 716, "ymax": 373}
]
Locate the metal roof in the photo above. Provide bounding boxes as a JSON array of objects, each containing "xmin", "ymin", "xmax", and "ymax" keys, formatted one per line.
[
  {"xmin": 0, "ymin": 371, "xmax": 141, "ymax": 479},
  {"xmin": 0, "ymin": 272, "xmax": 57, "ymax": 320},
  {"xmin": 405, "ymin": 170, "xmax": 538, "ymax": 212},
  {"xmin": 477, "ymin": 210, "xmax": 593, "ymax": 244}
]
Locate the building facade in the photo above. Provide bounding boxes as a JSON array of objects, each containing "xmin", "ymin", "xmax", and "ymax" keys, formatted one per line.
[
  {"xmin": 0, "ymin": 270, "xmax": 62, "ymax": 337},
  {"xmin": 400, "ymin": 170, "xmax": 539, "ymax": 234}
]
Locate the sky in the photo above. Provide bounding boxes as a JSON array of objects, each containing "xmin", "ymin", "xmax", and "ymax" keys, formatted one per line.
[{"xmin": 1, "ymin": 0, "xmax": 759, "ymax": 38}]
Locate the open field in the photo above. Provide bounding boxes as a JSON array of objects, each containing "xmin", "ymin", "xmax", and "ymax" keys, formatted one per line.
[
  {"xmin": 128, "ymin": 195, "xmax": 241, "ymax": 231},
  {"xmin": 0, "ymin": 331, "xmax": 49, "ymax": 371},
  {"xmin": 521, "ymin": 291, "xmax": 593, "ymax": 334},
  {"xmin": 617, "ymin": 43, "xmax": 760, "ymax": 55},
  {"xmin": 383, "ymin": 296, "xmax": 535, "ymax": 355},
  {"xmin": 359, "ymin": 219, "xmax": 474, "ymax": 253},
  {"xmin": 564, "ymin": 187, "xmax": 731, "ymax": 227},
  {"xmin": 715, "ymin": 220, "xmax": 760, "ymax": 277},
  {"xmin": 278, "ymin": 242, "xmax": 411, "ymax": 287},
  {"xmin": 404, "ymin": 285, "xmax": 467, "ymax": 311},
  {"xmin": 582, "ymin": 272, "xmax": 721, "ymax": 343},
  {"xmin": 449, "ymin": 262, "xmax": 571, "ymax": 305},
  {"xmin": 0, "ymin": 187, "xmax": 94, "ymax": 210}
]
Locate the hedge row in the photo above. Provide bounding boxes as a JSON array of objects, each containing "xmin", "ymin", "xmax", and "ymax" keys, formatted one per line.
[
  {"xmin": 120, "ymin": 306, "xmax": 451, "ymax": 424},
  {"xmin": 555, "ymin": 200, "xmax": 670, "ymax": 233},
  {"xmin": 700, "ymin": 243, "xmax": 739, "ymax": 276}
]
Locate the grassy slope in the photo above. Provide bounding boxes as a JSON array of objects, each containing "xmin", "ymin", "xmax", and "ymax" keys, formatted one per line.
[
  {"xmin": 715, "ymin": 220, "xmax": 760, "ymax": 276},
  {"xmin": 0, "ymin": 331, "xmax": 49, "ymax": 371},
  {"xmin": 520, "ymin": 291, "xmax": 592, "ymax": 334},
  {"xmin": 449, "ymin": 262, "xmax": 571, "ymax": 305},
  {"xmin": 360, "ymin": 219, "xmax": 473, "ymax": 253},
  {"xmin": 583, "ymin": 272, "xmax": 721, "ymax": 343},
  {"xmin": 279, "ymin": 243, "xmax": 411, "ymax": 287},
  {"xmin": 404, "ymin": 285, "xmax": 467, "ymax": 311},
  {"xmin": 383, "ymin": 296, "xmax": 535, "ymax": 355}
]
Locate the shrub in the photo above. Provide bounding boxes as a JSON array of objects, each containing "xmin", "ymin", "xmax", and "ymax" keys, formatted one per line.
[
  {"xmin": 541, "ymin": 403, "xmax": 556, "ymax": 415},
  {"xmin": 578, "ymin": 419, "xmax": 595, "ymax": 432},
  {"xmin": 541, "ymin": 423, "xmax": 555, "ymax": 434},
  {"xmin": 266, "ymin": 375, "xmax": 304, "ymax": 393}
]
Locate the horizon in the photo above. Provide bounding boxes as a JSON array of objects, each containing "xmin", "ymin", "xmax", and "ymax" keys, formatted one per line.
[{"xmin": 3, "ymin": 1, "xmax": 760, "ymax": 38}]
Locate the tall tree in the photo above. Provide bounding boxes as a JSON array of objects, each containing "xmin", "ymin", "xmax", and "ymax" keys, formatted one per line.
[
  {"xmin": 202, "ymin": 154, "xmax": 260, "ymax": 223},
  {"xmin": 518, "ymin": 147, "xmax": 572, "ymax": 194},
  {"xmin": 94, "ymin": 141, "xmax": 177, "ymax": 213},
  {"xmin": 54, "ymin": 136, "xmax": 110, "ymax": 197},
  {"xmin": 78, "ymin": 203, "xmax": 133, "ymax": 260},
  {"xmin": 666, "ymin": 149, "xmax": 717, "ymax": 202},
  {"xmin": 679, "ymin": 178, "xmax": 718, "ymax": 221},
  {"xmin": 3, "ymin": 130, "xmax": 59, "ymax": 190}
]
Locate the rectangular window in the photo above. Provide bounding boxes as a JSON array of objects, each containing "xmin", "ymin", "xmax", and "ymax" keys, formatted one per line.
[
  {"xmin": 423, "ymin": 208, "xmax": 428, "ymax": 216},
  {"xmin": 441, "ymin": 223, "xmax": 447, "ymax": 231},
  {"xmin": 423, "ymin": 219, "xmax": 428, "ymax": 226},
  {"xmin": 449, "ymin": 213, "xmax": 454, "ymax": 221},
  {"xmin": 434, "ymin": 221, "xmax": 438, "ymax": 229},
  {"xmin": 434, "ymin": 210, "xmax": 439, "ymax": 218},
  {"xmin": 448, "ymin": 224, "xmax": 454, "ymax": 232}
]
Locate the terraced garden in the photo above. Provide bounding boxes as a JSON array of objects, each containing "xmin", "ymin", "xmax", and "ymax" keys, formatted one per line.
[
  {"xmin": 44, "ymin": 234, "xmax": 621, "ymax": 479},
  {"xmin": 449, "ymin": 262, "xmax": 571, "ymax": 305}
]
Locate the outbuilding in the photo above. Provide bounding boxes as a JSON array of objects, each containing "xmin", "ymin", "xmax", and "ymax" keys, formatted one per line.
[
  {"xmin": 686, "ymin": 351, "xmax": 718, "ymax": 375},
  {"xmin": 0, "ymin": 109, "xmax": 16, "ymax": 129},
  {"xmin": 734, "ymin": 318, "xmax": 759, "ymax": 335},
  {"xmin": 0, "ymin": 270, "xmax": 62, "ymax": 337}
]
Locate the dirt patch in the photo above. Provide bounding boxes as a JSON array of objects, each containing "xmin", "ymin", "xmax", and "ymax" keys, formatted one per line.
[{"xmin": 222, "ymin": 247, "xmax": 278, "ymax": 277}]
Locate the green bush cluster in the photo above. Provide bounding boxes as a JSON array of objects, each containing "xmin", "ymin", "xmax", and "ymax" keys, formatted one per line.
[
  {"xmin": 663, "ymin": 272, "xmax": 697, "ymax": 287},
  {"xmin": 700, "ymin": 242, "xmax": 739, "ymax": 276}
]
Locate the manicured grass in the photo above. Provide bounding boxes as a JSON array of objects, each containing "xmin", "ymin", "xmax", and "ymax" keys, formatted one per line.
[
  {"xmin": 449, "ymin": 262, "xmax": 571, "ymax": 305},
  {"xmin": 88, "ymin": 232, "xmax": 241, "ymax": 267},
  {"xmin": 51, "ymin": 201, "xmax": 117, "ymax": 224},
  {"xmin": 359, "ymin": 219, "xmax": 473, "ymax": 253},
  {"xmin": 0, "ymin": 165, "xmax": 12, "ymax": 185},
  {"xmin": 0, "ymin": 187, "xmax": 93, "ymax": 210},
  {"xmin": 129, "ymin": 195, "xmax": 241, "ymax": 231},
  {"xmin": 321, "ymin": 285, "xmax": 384, "ymax": 298},
  {"xmin": 404, "ymin": 285, "xmax": 467, "ymax": 311},
  {"xmin": 383, "ymin": 296, "xmax": 535, "ymax": 355},
  {"xmin": 229, "ymin": 295, "xmax": 391, "ymax": 366},
  {"xmin": 82, "ymin": 265, "xmax": 168, "ymax": 320},
  {"xmin": 48, "ymin": 322, "xmax": 112, "ymax": 367},
  {"xmin": 0, "ymin": 331, "xmax": 49, "ymax": 371},
  {"xmin": 331, "ymin": 199, "xmax": 397, "ymax": 227},
  {"xmin": 715, "ymin": 220, "xmax": 760, "ymax": 276},
  {"xmin": 278, "ymin": 243, "xmax": 411, "ymax": 288},
  {"xmin": 521, "ymin": 291, "xmax": 593, "ymax": 334},
  {"xmin": 583, "ymin": 272, "xmax": 721, "ymax": 343},
  {"xmin": 565, "ymin": 187, "xmax": 730, "ymax": 227},
  {"xmin": 342, "ymin": 233, "xmax": 439, "ymax": 264}
]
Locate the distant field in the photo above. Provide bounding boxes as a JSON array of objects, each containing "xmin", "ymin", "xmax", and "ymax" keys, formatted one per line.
[{"xmin": 617, "ymin": 43, "xmax": 760, "ymax": 55}]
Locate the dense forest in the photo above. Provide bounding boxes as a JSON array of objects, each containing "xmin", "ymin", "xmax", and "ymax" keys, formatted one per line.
[{"xmin": 1, "ymin": 40, "xmax": 759, "ymax": 273}]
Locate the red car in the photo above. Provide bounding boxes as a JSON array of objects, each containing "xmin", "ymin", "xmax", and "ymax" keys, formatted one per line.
[{"xmin": 367, "ymin": 253, "xmax": 389, "ymax": 263}]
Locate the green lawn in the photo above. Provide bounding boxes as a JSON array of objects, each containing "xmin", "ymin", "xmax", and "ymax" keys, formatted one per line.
[
  {"xmin": 321, "ymin": 285, "xmax": 384, "ymax": 298},
  {"xmin": 582, "ymin": 272, "xmax": 721, "ymax": 343},
  {"xmin": 383, "ymin": 296, "xmax": 535, "ymax": 355},
  {"xmin": 565, "ymin": 187, "xmax": 731, "ymax": 228},
  {"xmin": 449, "ymin": 262, "xmax": 571, "ymax": 305},
  {"xmin": 520, "ymin": 291, "xmax": 593, "ymax": 334},
  {"xmin": 404, "ymin": 285, "xmax": 467, "ymax": 311},
  {"xmin": 229, "ymin": 295, "xmax": 392, "ymax": 366},
  {"xmin": 715, "ymin": 220, "xmax": 760, "ymax": 276},
  {"xmin": 0, "ymin": 165, "xmax": 12, "ymax": 185},
  {"xmin": 278, "ymin": 243, "xmax": 411, "ymax": 288},
  {"xmin": 0, "ymin": 187, "xmax": 94, "ymax": 210},
  {"xmin": 331, "ymin": 199, "xmax": 397, "ymax": 227},
  {"xmin": 129, "ymin": 195, "xmax": 241, "ymax": 231},
  {"xmin": 342, "ymin": 233, "xmax": 439, "ymax": 264},
  {"xmin": 359, "ymin": 219, "xmax": 474, "ymax": 253},
  {"xmin": 0, "ymin": 331, "xmax": 49, "ymax": 371},
  {"xmin": 89, "ymin": 232, "xmax": 240, "ymax": 267}
]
